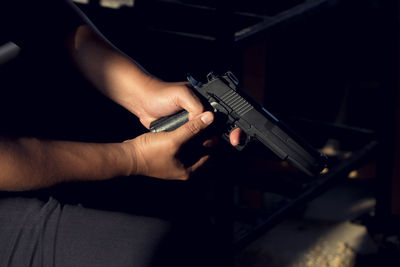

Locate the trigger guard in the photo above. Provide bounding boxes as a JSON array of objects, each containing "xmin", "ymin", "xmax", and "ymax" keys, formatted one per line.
[
  {"xmin": 223, "ymin": 126, "xmax": 250, "ymax": 151},
  {"xmin": 233, "ymin": 134, "xmax": 250, "ymax": 151}
]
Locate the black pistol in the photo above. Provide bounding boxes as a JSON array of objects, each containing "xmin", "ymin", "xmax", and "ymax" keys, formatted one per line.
[{"xmin": 150, "ymin": 71, "xmax": 327, "ymax": 176}]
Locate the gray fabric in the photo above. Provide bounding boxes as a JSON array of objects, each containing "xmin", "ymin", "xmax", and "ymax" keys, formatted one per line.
[{"xmin": 0, "ymin": 197, "xmax": 174, "ymax": 267}]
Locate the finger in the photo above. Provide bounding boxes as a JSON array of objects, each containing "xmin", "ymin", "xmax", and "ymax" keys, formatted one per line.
[
  {"xmin": 203, "ymin": 136, "xmax": 219, "ymax": 148},
  {"xmin": 173, "ymin": 111, "xmax": 214, "ymax": 144},
  {"xmin": 229, "ymin": 127, "xmax": 242, "ymax": 146},
  {"xmin": 187, "ymin": 154, "xmax": 211, "ymax": 174},
  {"xmin": 174, "ymin": 85, "xmax": 204, "ymax": 120},
  {"xmin": 140, "ymin": 117, "xmax": 155, "ymax": 129}
]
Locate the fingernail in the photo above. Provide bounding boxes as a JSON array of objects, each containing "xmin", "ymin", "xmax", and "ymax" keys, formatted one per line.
[
  {"xmin": 201, "ymin": 112, "xmax": 213, "ymax": 125},
  {"xmin": 231, "ymin": 139, "xmax": 239, "ymax": 147}
]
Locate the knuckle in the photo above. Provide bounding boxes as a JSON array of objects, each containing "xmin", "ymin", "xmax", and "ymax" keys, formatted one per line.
[
  {"xmin": 174, "ymin": 166, "xmax": 191, "ymax": 181},
  {"xmin": 178, "ymin": 171, "xmax": 190, "ymax": 181},
  {"xmin": 141, "ymin": 132, "xmax": 154, "ymax": 147},
  {"xmin": 186, "ymin": 121, "xmax": 202, "ymax": 135}
]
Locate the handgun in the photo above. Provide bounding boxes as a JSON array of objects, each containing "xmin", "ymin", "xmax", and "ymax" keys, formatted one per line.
[{"xmin": 149, "ymin": 71, "xmax": 327, "ymax": 176}]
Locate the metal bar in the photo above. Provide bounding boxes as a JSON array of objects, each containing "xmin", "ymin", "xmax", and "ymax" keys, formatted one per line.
[
  {"xmin": 146, "ymin": 28, "xmax": 216, "ymax": 41},
  {"xmin": 0, "ymin": 42, "xmax": 20, "ymax": 66},
  {"xmin": 234, "ymin": 0, "xmax": 335, "ymax": 42}
]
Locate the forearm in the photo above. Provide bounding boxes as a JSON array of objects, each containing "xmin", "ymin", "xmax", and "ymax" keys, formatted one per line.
[
  {"xmin": 0, "ymin": 137, "xmax": 132, "ymax": 191},
  {"xmin": 67, "ymin": 24, "xmax": 156, "ymax": 115},
  {"xmin": 66, "ymin": 20, "xmax": 204, "ymax": 129}
]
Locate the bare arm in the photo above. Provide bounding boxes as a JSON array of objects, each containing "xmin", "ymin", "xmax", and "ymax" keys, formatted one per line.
[
  {"xmin": 67, "ymin": 23, "xmax": 243, "ymax": 142},
  {"xmin": 0, "ymin": 111, "xmax": 213, "ymax": 191},
  {"xmin": 67, "ymin": 24, "xmax": 204, "ymax": 128},
  {"xmin": 0, "ymin": 137, "xmax": 131, "ymax": 191}
]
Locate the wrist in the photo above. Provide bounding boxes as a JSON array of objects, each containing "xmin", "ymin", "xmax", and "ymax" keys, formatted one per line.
[
  {"xmin": 121, "ymin": 139, "xmax": 141, "ymax": 177},
  {"xmin": 118, "ymin": 75, "xmax": 162, "ymax": 117}
]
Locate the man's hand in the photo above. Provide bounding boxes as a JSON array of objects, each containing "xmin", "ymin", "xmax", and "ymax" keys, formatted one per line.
[
  {"xmin": 127, "ymin": 79, "xmax": 244, "ymax": 147},
  {"xmin": 69, "ymin": 25, "xmax": 242, "ymax": 147},
  {"xmin": 128, "ymin": 80, "xmax": 203, "ymax": 129},
  {"xmin": 124, "ymin": 111, "xmax": 214, "ymax": 180}
]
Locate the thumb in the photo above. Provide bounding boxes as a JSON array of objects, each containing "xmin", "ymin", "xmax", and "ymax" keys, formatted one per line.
[{"xmin": 173, "ymin": 111, "xmax": 214, "ymax": 143}]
